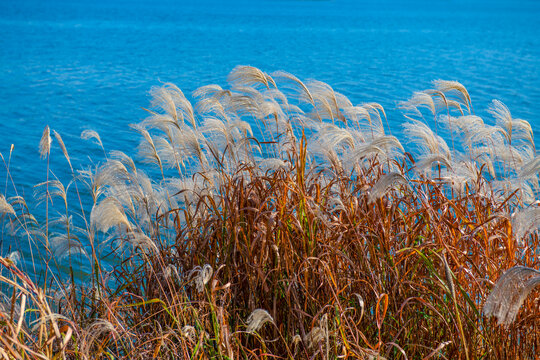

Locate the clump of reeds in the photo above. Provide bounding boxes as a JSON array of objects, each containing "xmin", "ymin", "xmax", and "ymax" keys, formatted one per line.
[{"xmin": 1, "ymin": 66, "xmax": 539, "ymax": 359}]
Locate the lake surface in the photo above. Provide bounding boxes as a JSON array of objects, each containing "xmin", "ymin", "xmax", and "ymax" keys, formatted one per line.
[{"xmin": 0, "ymin": 0, "xmax": 539, "ymax": 264}]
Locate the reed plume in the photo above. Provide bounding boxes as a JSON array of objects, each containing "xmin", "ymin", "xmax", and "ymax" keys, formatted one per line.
[
  {"xmin": 510, "ymin": 207, "xmax": 540, "ymax": 245},
  {"xmin": 432, "ymin": 80, "xmax": 472, "ymax": 113},
  {"xmin": 81, "ymin": 129, "xmax": 104, "ymax": 149},
  {"xmin": 0, "ymin": 194, "xmax": 15, "ymax": 215},
  {"xmin": 368, "ymin": 172, "xmax": 409, "ymax": 203},
  {"xmin": 188, "ymin": 264, "xmax": 213, "ymax": 293},
  {"xmin": 403, "ymin": 119, "xmax": 451, "ymax": 158},
  {"xmin": 228, "ymin": 65, "xmax": 276, "ymax": 90},
  {"xmin": 483, "ymin": 266, "xmax": 540, "ymax": 326},
  {"xmin": 398, "ymin": 91, "xmax": 436, "ymax": 117},
  {"xmin": 90, "ymin": 197, "xmax": 132, "ymax": 233},
  {"xmin": 39, "ymin": 126, "xmax": 52, "ymax": 159},
  {"xmin": 245, "ymin": 309, "xmax": 274, "ymax": 334}
]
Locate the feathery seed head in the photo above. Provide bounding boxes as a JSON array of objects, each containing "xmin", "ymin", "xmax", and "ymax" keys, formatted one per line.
[
  {"xmin": 511, "ymin": 207, "xmax": 540, "ymax": 246},
  {"xmin": 245, "ymin": 308, "xmax": 274, "ymax": 334},
  {"xmin": 433, "ymin": 80, "xmax": 471, "ymax": 112},
  {"xmin": 181, "ymin": 325, "xmax": 196, "ymax": 342},
  {"xmin": 81, "ymin": 129, "xmax": 104, "ymax": 149},
  {"xmin": 126, "ymin": 231, "xmax": 158, "ymax": 253},
  {"xmin": 50, "ymin": 233, "xmax": 88, "ymax": 262},
  {"xmin": 398, "ymin": 91, "xmax": 436, "ymax": 116},
  {"xmin": 39, "ymin": 125, "xmax": 52, "ymax": 159},
  {"xmin": 483, "ymin": 266, "xmax": 540, "ymax": 326},
  {"xmin": 53, "ymin": 130, "xmax": 72, "ymax": 169},
  {"xmin": 0, "ymin": 194, "xmax": 16, "ymax": 216},
  {"xmin": 368, "ymin": 172, "xmax": 409, "ymax": 203},
  {"xmin": 188, "ymin": 264, "xmax": 213, "ymax": 293},
  {"xmin": 403, "ymin": 120, "xmax": 451, "ymax": 157},
  {"xmin": 488, "ymin": 100, "xmax": 513, "ymax": 139},
  {"xmin": 228, "ymin": 65, "xmax": 276, "ymax": 89},
  {"xmin": 90, "ymin": 197, "xmax": 131, "ymax": 233}
]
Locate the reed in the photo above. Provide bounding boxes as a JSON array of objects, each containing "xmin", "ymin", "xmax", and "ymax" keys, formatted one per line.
[{"xmin": 1, "ymin": 66, "xmax": 539, "ymax": 359}]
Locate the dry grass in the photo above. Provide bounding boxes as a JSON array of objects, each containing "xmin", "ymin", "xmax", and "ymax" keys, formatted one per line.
[{"xmin": 1, "ymin": 66, "xmax": 539, "ymax": 359}]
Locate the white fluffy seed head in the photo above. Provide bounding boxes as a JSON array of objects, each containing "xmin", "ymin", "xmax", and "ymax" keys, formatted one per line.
[
  {"xmin": 181, "ymin": 325, "xmax": 196, "ymax": 342},
  {"xmin": 483, "ymin": 266, "xmax": 540, "ymax": 326},
  {"xmin": 188, "ymin": 264, "xmax": 214, "ymax": 293},
  {"xmin": 126, "ymin": 231, "xmax": 158, "ymax": 253},
  {"xmin": 39, "ymin": 125, "xmax": 52, "ymax": 159},
  {"xmin": 0, "ymin": 194, "xmax": 15, "ymax": 216},
  {"xmin": 81, "ymin": 129, "xmax": 104, "ymax": 149},
  {"xmin": 90, "ymin": 197, "xmax": 131, "ymax": 233},
  {"xmin": 303, "ymin": 314, "xmax": 328, "ymax": 350},
  {"xmin": 368, "ymin": 172, "xmax": 409, "ymax": 203},
  {"xmin": 304, "ymin": 327, "xmax": 326, "ymax": 349},
  {"xmin": 245, "ymin": 308, "xmax": 274, "ymax": 334},
  {"xmin": 511, "ymin": 207, "xmax": 540, "ymax": 246},
  {"xmin": 432, "ymin": 80, "xmax": 471, "ymax": 112}
]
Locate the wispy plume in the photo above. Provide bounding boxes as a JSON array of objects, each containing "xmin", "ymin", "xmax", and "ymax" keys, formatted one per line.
[
  {"xmin": 511, "ymin": 207, "xmax": 540, "ymax": 245},
  {"xmin": 398, "ymin": 91, "xmax": 436, "ymax": 117},
  {"xmin": 50, "ymin": 233, "xmax": 88, "ymax": 262},
  {"xmin": 52, "ymin": 130, "xmax": 72, "ymax": 170},
  {"xmin": 483, "ymin": 266, "xmax": 540, "ymax": 326},
  {"xmin": 81, "ymin": 129, "xmax": 104, "ymax": 149},
  {"xmin": 188, "ymin": 264, "xmax": 213, "ymax": 293},
  {"xmin": 403, "ymin": 120, "xmax": 450, "ymax": 158},
  {"xmin": 5, "ymin": 250, "xmax": 21, "ymax": 266},
  {"xmin": 90, "ymin": 197, "xmax": 132, "ymax": 233},
  {"xmin": 39, "ymin": 125, "xmax": 52, "ymax": 159},
  {"xmin": 303, "ymin": 314, "xmax": 328, "ymax": 351},
  {"xmin": 228, "ymin": 65, "xmax": 276, "ymax": 90},
  {"xmin": 245, "ymin": 309, "xmax": 274, "ymax": 334},
  {"xmin": 368, "ymin": 172, "xmax": 410, "ymax": 203},
  {"xmin": 433, "ymin": 80, "xmax": 472, "ymax": 113},
  {"xmin": 0, "ymin": 194, "xmax": 16, "ymax": 215}
]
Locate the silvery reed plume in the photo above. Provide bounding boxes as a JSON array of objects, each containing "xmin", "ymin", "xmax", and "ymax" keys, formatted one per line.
[{"xmin": 483, "ymin": 266, "xmax": 540, "ymax": 326}]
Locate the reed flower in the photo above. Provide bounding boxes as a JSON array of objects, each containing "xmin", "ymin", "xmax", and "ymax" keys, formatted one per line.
[
  {"xmin": 303, "ymin": 314, "xmax": 328, "ymax": 350},
  {"xmin": 181, "ymin": 325, "xmax": 196, "ymax": 342},
  {"xmin": 245, "ymin": 308, "xmax": 274, "ymax": 334},
  {"xmin": 368, "ymin": 172, "xmax": 409, "ymax": 203},
  {"xmin": 510, "ymin": 207, "xmax": 540, "ymax": 246},
  {"xmin": 0, "ymin": 194, "xmax": 15, "ymax": 215},
  {"xmin": 38, "ymin": 125, "xmax": 52, "ymax": 159},
  {"xmin": 483, "ymin": 266, "xmax": 540, "ymax": 326},
  {"xmin": 81, "ymin": 129, "xmax": 104, "ymax": 149},
  {"xmin": 81, "ymin": 319, "xmax": 121, "ymax": 357},
  {"xmin": 90, "ymin": 197, "xmax": 132, "ymax": 233},
  {"xmin": 432, "ymin": 80, "xmax": 472, "ymax": 112},
  {"xmin": 188, "ymin": 264, "xmax": 213, "ymax": 293}
]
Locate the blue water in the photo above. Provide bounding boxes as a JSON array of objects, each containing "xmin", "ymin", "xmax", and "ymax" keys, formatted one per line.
[{"xmin": 0, "ymin": 0, "xmax": 539, "ymax": 263}]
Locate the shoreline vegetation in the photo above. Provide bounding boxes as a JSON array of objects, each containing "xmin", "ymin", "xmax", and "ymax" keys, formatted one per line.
[{"xmin": 0, "ymin": 66, "xmax": 539, "ymax": 359}]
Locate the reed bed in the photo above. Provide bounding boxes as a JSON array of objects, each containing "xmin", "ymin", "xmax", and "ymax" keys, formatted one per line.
[{"xmin": 1, "ymin": 66, "xmax": 539, "ymax": 359}]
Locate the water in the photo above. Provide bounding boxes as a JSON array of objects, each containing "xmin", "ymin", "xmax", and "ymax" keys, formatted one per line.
[{"xmin": 0, "ymin": 0, "xmax": 539, "ymax": 267}]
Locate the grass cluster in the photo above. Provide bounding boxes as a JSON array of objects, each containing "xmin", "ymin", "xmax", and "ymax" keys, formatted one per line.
[{"xmin": 1, "ymin": 66, "xmax": 539, "ymax": 359}]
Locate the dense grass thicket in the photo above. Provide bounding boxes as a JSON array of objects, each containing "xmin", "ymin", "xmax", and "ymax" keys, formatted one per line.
[{"xmin": 1, "ymin": 66, "xmax": 539, "ymax": 359}]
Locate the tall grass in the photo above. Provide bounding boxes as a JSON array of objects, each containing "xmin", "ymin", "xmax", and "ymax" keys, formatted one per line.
[{"xmin": 1, "ymin": 66, "xmax": 539, "ymax": 359}]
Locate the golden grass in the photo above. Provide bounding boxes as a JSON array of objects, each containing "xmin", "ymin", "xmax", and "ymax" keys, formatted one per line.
[{"xmin": 1, "ymin": 66, "xmax": 539, "ymax": 359}]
